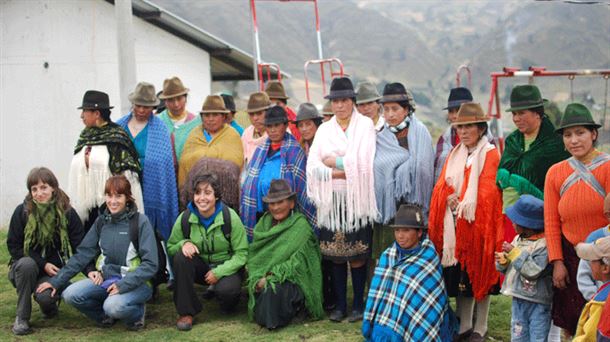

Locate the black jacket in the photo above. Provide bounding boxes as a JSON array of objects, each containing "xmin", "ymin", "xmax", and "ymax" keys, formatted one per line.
[{"xmin": 7, "ymin": 203, "xmax": 93, "ymax": 275}]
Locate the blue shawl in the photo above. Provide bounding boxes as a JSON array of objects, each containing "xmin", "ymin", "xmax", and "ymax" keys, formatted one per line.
[
  {"xmin": 363, "ymin": 238, "xmax": 453, "ymax": 342},
  {"xmin": 374, "ymin": 115, "xmax": 434, "ymax": 224},
  {"xmin": 117, "ymin": 113, "xmax": 179, "ymax": 239},
  {"xmin": 241, "ymin": 133, "xmax": 317, "ymax": 240}
]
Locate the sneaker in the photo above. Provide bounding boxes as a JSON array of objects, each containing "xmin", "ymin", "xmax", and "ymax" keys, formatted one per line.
[
  {"xmin": 97, "ymin": 315, "xmax": 116, "ymax": 328},
  {"xmin": 127, "ymin": 306, "xmax": 146, "ymax": 331},
  {"xmin": 347, "ymin": 309, "xmax": 363, "ymax": 323},
  {"xmin": 328, "ymin": 309, "xmax": 347, "ymax": 322},
  {"xmin": 176, "ymin": 315, "xmax": 193, "ymax": 331},
  {"xmin": 12, "ymin": 317, "xmax": 32, "ymax": 335}
]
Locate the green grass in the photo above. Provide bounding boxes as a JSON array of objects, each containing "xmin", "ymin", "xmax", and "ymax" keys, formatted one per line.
[{"xmin": 0, "ymin": 229, "xmax": 511, "ymax": 341}]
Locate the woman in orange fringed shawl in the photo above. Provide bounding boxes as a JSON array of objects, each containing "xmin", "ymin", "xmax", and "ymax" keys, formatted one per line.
[{"xmin": 428, "ymin": 103, "xmax": 503, "ymax": 342}]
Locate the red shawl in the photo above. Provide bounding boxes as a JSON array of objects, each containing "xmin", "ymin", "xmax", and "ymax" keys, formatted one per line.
[{"xmin": 429, "ymin": 149, "xmax": 504, "ymax": 300}]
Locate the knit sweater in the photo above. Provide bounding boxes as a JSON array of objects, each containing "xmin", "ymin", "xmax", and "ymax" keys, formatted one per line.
[{"xmin": 544, "ymin": 157, "xmax": 610, "ymax": 261}]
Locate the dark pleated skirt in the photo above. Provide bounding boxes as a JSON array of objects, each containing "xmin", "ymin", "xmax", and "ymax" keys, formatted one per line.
[
  {"xmin": 254, "ymin": 282, "xmax": 304, "ymax": 330},
  {"xmin": 318, "ymin": 223, "xmax": 373, "ymax": 262}
]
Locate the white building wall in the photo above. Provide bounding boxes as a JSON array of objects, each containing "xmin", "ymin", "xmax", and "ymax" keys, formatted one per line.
[{"xmin": 0, "ymin": 0, "xmax": 212, "ymax": 225}]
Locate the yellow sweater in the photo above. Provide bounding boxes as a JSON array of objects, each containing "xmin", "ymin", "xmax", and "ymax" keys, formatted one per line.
[{"xmin": 574, "ymin": 281, "xmax": 610, "ymax": 342}]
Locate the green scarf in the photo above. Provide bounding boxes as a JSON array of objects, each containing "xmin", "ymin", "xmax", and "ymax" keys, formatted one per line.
[
  {"xmin": 497, "ymin": 117, "xmax": 570, "ymax": 199},
  {"xmin": 23, "ymin": 200, "xmax": 71, "ymax": 260},
  {"xmin": 74, "ymin": 122, "xmax": 142, "ymax": 177},
  {"xmin": 247, "ymin": 212, "xmax": 324, "ymax": 321}
]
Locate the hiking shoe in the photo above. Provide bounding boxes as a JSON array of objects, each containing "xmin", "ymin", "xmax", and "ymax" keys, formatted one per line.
[
  {"xmin": 347, "ymin": 310, "xmax": 363, "ymax": 323},
  {"xmin": 329, "ymin": 309, "xmax": 346, "ymax": 322},
  {"xmin": 202, "ymin": 285, "xmax": 216, "ymax": 300},
  {"xmin": 12, "ymin": 317, "xmax": 32, "ymax": 335},
  {"xmin": 41, "ymin": 305, "xmax": 59, "ymax": 319},
  {"xmin": 176, "ymin": 315, "xmax": 193, "ymax": 331}
]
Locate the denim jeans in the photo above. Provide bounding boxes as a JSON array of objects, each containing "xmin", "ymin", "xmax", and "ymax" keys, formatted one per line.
[
  {"xmin": 62, "ymin": 278, "xmax": 151, "ymax": 325},
  {"xmin": 511, "ymin": 297, "xmax": 551, "ymax": 342}
]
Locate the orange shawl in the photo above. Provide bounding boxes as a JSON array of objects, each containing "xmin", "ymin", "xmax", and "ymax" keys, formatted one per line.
[{"xmin": 429, "ymin": 148, "xmax": 504, "ymax": 300}]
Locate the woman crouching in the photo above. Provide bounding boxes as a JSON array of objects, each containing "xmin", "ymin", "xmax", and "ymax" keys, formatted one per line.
[
  {"xmin": 247, "ymin": 179, "xmax": 324, "ymax": 329},
  {"xmin": 8, "ymin": 167, "xmax": 86, "ymax": 335},
  {"xmin": 37, "ymin": 175, "xmax": 158, "ymax": 330}
]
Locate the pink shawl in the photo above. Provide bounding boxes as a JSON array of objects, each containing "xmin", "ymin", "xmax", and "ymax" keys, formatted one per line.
[
  {"xmin": 241, "ymin": 125, "xmax": 268, "ymax": 167},
  {"xmin": 307, "ymin": 109, "xmax": 377, "ymax": 231}
]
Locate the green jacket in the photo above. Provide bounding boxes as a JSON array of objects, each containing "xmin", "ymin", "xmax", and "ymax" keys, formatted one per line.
[{"xmin": 167, "ymin": 207, "xmax": 248, "ymax": 279}]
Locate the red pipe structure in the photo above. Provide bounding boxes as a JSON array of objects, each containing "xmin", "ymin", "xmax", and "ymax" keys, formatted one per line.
[
  {"xmin": 304, "ymin": 58, "xmax": 344, "ymax": 102},
  {"xmin": 456, "ymin": 64, "xmax": 472, "ymax": 89},
  {"xmin": 487, "ymin": 66, "xmax": 610, "ymax": 152}
]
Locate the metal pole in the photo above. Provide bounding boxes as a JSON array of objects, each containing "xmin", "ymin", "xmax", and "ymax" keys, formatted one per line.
[
  {"xmin": 249, "ymin": 0, "xmax": 260, "ymax": 85},
  {"xmin": 313, "ymin": 0, "xmax": 323, "ymax": 59},
  {"xmin": 114, "ymin": 0, "xmax": 137, "ymax": 116}
]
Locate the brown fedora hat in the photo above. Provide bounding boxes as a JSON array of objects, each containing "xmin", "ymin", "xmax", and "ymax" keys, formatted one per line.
[
  {"xmin": 247, "ymin": 92, "xmax": 272, "ymax": 113},
  {"xmin": 452, "ymin": 102, "xmax": 490, "ymax": 126},
  {"xmin": 159, "ymin": 76, "xmax": 189, "ymax": 99},
  {"xmin": 200, "ymin": 95, "xmax": 230, "ymax": 114},
  {"xmin": 128, "ymin": 82, "xmax": 160, "ymax": 107},
  {"xmin": 262, "ymin": 179, "xmax": 296, "ymax": 203},
  {"xmin": 264, "ymin": 81, "xmax": 289, "ymax": 100}
]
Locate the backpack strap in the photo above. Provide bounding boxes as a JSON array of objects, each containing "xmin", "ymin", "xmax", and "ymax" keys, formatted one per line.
[
  {"xmin": 221, "ymin": 203, "xmax": 232, "ymax": 254},
  {"xmin": 129, "ymin": 213, "xmax": 140, "ymax": 251},
  {"xmin": 181, "ymin": 208, "xmax": 192, "ymax": 240}
]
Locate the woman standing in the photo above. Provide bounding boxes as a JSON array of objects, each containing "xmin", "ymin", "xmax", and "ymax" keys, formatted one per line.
[
  {"xmin": 544, "ymin": 103, "xmax": 610, "ymax": 335},
  {"xmin": 178, "ymin": 95, "xmax": 244, "ymax": 188},
  {"xmin": 157, "ymin": 77, "xmax": 201, "ymax": 166},
  {"xmin": 68, "ymin": 90, "xmax": 143, "ymax": 231},
  {"xmin": 429, "ymin": 103, "xmax": 504, "ymax": 342},
  {"xmin": 117, "ymin": 82, "xmax": 178, "ymax": 240},
  {"xmin": 242, "ymin": 92, "xmax": 272, "ymax": 167},
  {"xmin": 247, "ymin": 180, "xmax": 324, "ymax": 329},
  {"xmin": 37, "ymin": 175, "xmax": 158, "ymax": 331},
  {"xmin": 372, "ymin": 82, "xmax": 435, "ymax": 258},
  {"xmin": 295, "ymin": 102, "xmax": 323, "ymax": 156},
  {"xmin": 168, "ymin": 172, "xmax": 248, "ymax": 331},
  {"xmin": 241, "ymin": 106, "xmax": 317, "ymax": 240},
  {"xmin": 307, "ymin": 77, "xmax": 377, "ymax": 322},
  {"xmin": 8, "ymin": 167, "xmax": 87, "ymax": 335}
]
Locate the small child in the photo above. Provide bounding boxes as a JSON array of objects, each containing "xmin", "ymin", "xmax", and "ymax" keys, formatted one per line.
[
  {"xmin": 576, "ymin": 193, "xmax": 610, "ymax": 300},
  {"xmin": 495, "ymin": 194, "xmax": 553, "ymax": 342},
  {"xmin": 573, "ymin": 236, "xmax": 610, "ymax": 342}
]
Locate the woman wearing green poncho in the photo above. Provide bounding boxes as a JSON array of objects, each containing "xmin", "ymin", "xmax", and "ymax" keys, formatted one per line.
[
  {"xmin": 247, "ymin": 179, "xmax": 324, "ymax": 329},
  {"xmin": 497, "ymin": 85, "xmax": 569, "ymax": 243}
]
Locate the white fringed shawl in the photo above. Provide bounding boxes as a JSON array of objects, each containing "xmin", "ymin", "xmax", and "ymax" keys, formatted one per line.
[
  {"xmin": 440, "ymin": 136, "xmax": 494, "ymax": 266},
  {"xmin": 307, "ymin": 109, "xmax": 377, "ymax": 232},
  {"xmin": 69, "ymin": 146, "xmax": 144, "ymax": 222}
]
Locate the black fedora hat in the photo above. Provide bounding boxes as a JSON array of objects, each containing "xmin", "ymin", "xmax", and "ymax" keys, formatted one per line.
[
  {"xmin": 77, "ymin": 90, "xmax": 114, "ymax": 110},
  {"xmin": 265, "ymin": 105, "xmax": 289, "ymax": 125},
  {"xmin": 220, "ymin": 94, "xmax": 236, "ymax": 113},
  {"xmin": 444, "ymin": 87, "xmax": 473, "ymax": 110},
  {"xmin": 380, "ymin": 82, "xmax": 409, "ymax": 104},
  {"xmin": 390, "ymin": 204, "xmax": 426, "ymax": 229},
  {"xmin": 324, "ymin": 77, "xmax": 357, "ymax": 100},
  {"xmin": 263, "ymin": 179, "xmax": 296, "ymax": 203}
]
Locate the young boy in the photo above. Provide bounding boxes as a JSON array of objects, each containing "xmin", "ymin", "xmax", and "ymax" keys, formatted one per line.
[
  {"xmin": 573, "ymin": 236, "xmax": 610, "ymax": 342},
  {"xmin": 496, "ymin": 194, "xmax": 553, "ymax": 342}
]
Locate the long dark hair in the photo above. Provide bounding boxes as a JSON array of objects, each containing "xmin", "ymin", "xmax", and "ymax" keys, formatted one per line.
[{"xmin": 25, "ymin": 167, "xmax": 71, "ymax": 213}]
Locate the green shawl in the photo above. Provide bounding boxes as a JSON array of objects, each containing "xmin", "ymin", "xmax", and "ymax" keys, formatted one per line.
[
  {"xmin": 74, "ymin": 122, "xmax": 142, "ymax": 178},
  {"xmin": 24, "ymin": 200, "xmax": 71, "ymax": 259},
  {"xmin": 497, "ymin": 117, "xmax": 569, "ymax": 199},
  {"xmin": 247, "ymin": 212, "xmax": 324, "ymax": 321}
]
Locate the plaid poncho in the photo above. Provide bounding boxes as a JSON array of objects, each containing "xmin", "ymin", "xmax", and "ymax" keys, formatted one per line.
[
  {"xmin": 363, "ymin": 238, "xmax": 449, "ymax": 342},
  {"xmin": 241, "ymin": 133, "xmax": 317, "ymax": 240}
]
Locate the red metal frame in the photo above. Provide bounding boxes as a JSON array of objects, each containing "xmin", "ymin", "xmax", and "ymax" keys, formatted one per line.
[
  {"xmin": 304, "ymin": 58, "xmax": 344, "ymax": 102},
  {"xmin": 456, "ymin": 64, "xmax": 472, "ymax": 89},
  {"xmin": 487, "ymin": 66, "xmax": 610, "ymax": 152},
  {"xmin": 257, "ymin": 63, "xmax": 282, "ymax": 91}
]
